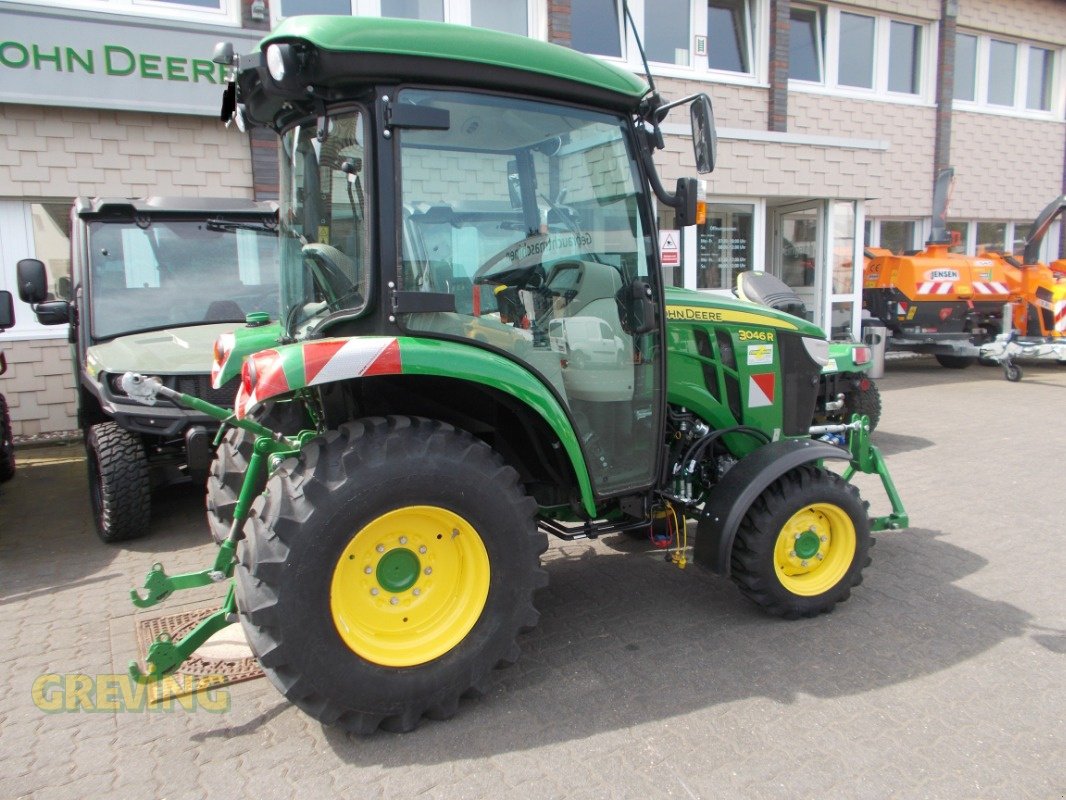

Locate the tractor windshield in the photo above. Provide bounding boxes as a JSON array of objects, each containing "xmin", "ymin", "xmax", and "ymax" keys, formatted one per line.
[
  {"xmin": 87, "ymin": 219, "xmax": 279, "ymax": 340},
  {"xmin": 278, "ymin": 109, "xmax": 370, "ymax": 336},
  {"xmin": 396, "ymin": 89, "xmax": 661, "ymax": 494}
]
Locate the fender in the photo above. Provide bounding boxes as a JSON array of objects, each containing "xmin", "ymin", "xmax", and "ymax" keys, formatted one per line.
[
  {"xmin": 235, "ymin": 335, "xmax": 598, "ymax": 516},
  {"xmin": 693, "ymin": 439, "xmax": 851, "ymax": 576}
]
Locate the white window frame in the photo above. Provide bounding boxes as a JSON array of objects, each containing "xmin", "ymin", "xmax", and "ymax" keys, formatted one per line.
[
  {"xmin": 952, "ymin": 31, "xmax": 1064, "ymax": 120},
  {"xmin": 944, "ymin": 218, "xmax": 1061, "ymax": 261},
  {"xmin": 788, "ymin": 3, "xmax": 825, "ymax": 86},
  {"xmin": 0, "ymin": 200, "xmax": 74, "ymax": 341},
  {"xmin": 867, "ymin": 218, "xmax": 922, "ymax": 253},
  {"xmin": 789, "ymin": 4, "xmax": 935, "ymax": 107},
  {"xmin": 271, "ymin": 0, "xmax": 545, "ymax": 40},
  {"xmin": 14, "ymin": 0, "xmax": 242, "ymax": 26}
]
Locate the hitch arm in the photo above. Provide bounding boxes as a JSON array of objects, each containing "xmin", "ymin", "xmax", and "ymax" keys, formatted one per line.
[{"xmin": 839, "ymin": 415, "xmax": 910, "ymax": 531}]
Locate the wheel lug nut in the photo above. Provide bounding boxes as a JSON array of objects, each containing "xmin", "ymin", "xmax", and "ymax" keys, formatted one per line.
[
  {"xmin": 820, "ymin": 535, "xmax": 827, "ymax": 542},
  {"xmin": 390, "ymin": 597, "xmax": 399, "ymax": 605},
  {"xmin": 801, "ymin": 560, "xmax": 808, "ymax": 567},
  {"xmin": 413, "ymin": 588, "xmax": 421, "ymax": 596},
  {"xmin": 789, "ymin": 550, "xmax": 796, "ymax": 557},
  {"xmin": 419, "ymin": 546, "xmax": 427, "ymax": 554},
  {"xmin": 424, "ymin": 567, "xmax": 432, "ymax": 575},
  {"xmin": 399, "ymin": 536, "xmax": 407, "ymax": 544},
  {"xmin": 816, "ymin": 553, "xmax": 824, "ymax": 560},
  {"xmin": 376, "ymin": 544, "xmax": 385, "ymax": 553},
  {"xmin": 370, "ymin": 588, "xmax": 379, "ymax": 596},
  {"xmin": 364, "ymin": 566, "xmax": 372, "ymax": 574}
]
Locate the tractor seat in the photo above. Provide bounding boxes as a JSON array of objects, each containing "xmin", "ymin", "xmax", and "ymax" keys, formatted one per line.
[{"xmin": 736, "ymin": 271, "xmax": 808, "ymax": 320}]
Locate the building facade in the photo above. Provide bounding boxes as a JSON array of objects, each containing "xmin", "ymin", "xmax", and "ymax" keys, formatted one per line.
[{"xmin": 1, "ymin": 0, "xmax": 1063, "ymax": 435}]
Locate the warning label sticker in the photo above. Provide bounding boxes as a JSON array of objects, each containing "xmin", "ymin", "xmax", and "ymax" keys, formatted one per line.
[{"xmin": 748, "ymin": 373, "xmax": 775, "ymax": 408}]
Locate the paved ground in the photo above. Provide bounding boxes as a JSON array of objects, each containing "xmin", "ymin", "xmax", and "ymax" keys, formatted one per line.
[{"xmin": 2, "ymin": 357, "xmax": 1064, "ymax": 800}]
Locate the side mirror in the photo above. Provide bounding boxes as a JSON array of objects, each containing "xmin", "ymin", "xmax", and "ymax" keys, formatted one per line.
[
  {"xmin": 32, "ymin": 300, "xmax": 71, "ymax": 326},
  {"xmin": 690, "ymin": 94, "xmax": 717, "ymax": 175},
  {"xmin": 0, "ymin": 290, "xmax": 14, "ymax": 331},
  {"xmin": 617, "ymin": 280, "xmax": 658, "ymax": 336},
  {"xmin": 673, "ymin": 178, "xmax": 699, "ymax": 228},
  {"xmin": 17, "ymin": 258, "xmax": 49, "ymax": 304}
]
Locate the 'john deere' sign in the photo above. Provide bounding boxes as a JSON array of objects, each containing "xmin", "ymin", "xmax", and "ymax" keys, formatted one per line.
[{"xmin": 0, "ymin": 6, "xmax": 260, "ymax": 116}]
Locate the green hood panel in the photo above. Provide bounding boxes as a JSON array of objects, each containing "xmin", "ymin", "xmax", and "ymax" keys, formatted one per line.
[
  {"xmin": 87, "ymin": 323, "xmax": 235, "ymax": 376},
  {"xmin": 262, "ymin": 16, "xmax": 649, "ymax": 104},
  {"xmin": 664, "ymin": 287, "xmax": 827, "ymax": 339},
  {"xmin": 825, "ymin": 340, "xmax": 874, "ymax": 374}
]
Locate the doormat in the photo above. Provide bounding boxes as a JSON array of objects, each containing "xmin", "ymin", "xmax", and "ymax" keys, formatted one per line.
[{"xmin": 134, "ymin": 607, "xmax": 263, "ymax": 704}]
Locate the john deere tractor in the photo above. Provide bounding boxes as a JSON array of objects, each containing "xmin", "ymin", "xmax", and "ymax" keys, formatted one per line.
[{"xmin": 123, "ymin": 15, "xmax": 906, "ymax": 734}]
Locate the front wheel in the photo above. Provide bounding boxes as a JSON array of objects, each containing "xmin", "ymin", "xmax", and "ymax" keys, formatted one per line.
[
  {"xmin": 730, "ymin": 466, "xmax": 871, "ymax": 619},
  {"xmin": 236, "ymin": 416, "xmax": 547, "ymax": 734},
  {"xmin": 86, "ymin": 422, "xmax": 151, "ymax": 543}
]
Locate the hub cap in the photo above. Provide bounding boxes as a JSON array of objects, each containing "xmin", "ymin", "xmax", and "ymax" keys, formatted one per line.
[
  {"xmin": 330, "ymin": 505, "xmax": 490, "ymax": 667},
  {"xmin": 773, "ymin": 503, "xmax": 857, "ymax": 596}
]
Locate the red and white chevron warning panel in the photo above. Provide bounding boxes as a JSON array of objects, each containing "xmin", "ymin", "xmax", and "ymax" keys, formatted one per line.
[
  {"xmin": 972, "ymin": 281, "xmax": 1010, "ymax": 295},
  {"xmin": 1055, "ymin": 301, "xmax": 1066, "ymax": 333},
  {"xmin": 916, "ymin": 281, "xmax": 955, "ymax": 295}
]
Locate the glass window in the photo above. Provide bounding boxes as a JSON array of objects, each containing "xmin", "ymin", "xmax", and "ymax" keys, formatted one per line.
[
  {"xmin": 707, "ymin": 0, "xmax": 750, "ymax": 73},
  {"xmin": 30, "ymin": 203, "xmax": 73, "ymax": 302},
  {"xmin": 879, "ymin": 220, "xmax": 917, "ymax": 254},
  {"xmin": 380, "ymin": 0, "xmax": 444, "ymax": 21},
  {"xmin": 645, "ymin": 0, "xmax": 690, "ymax": 65},
  {"xmin": 831, "ymin": 201, "xmax": 855, "ymax": 294},
  {"xmin": 1012, "ymin": 223, "xmax": 1031, "ymax": 256},
  {"xmin": 987, "ymin": 40, "xmax": 1017, "ymax": 106},
  {"xmin": 397, "ymin": 89, "xmax": 661, "ymax": 494},
  {"xmin": 830, "ymin": 300, "xmax": 853, "ymax": 339},
  {"xmin": 954, "ymin": 33, "xmax": 977, "ymax": 101},
  {"xmin": 789, "ymin": 7, "xmax": 823, "ymax": 82},
  {"xmin": 976, "ymin": 222, "xmax": 1007, "ymax": 254},
  {"xmin": 947, "ymin": 221, "xmax": 968, "ymax": 254},
  {"xmin": 1026, "ymin": 47, "xmax": 1053, "ymax": 111},
  {"xmin": 571, "ymin": 0, "xmax": 622, "ymax": 58},
  {"xmin": 697, "ymin": 203, "xmax": 754, "ymax": 290},
  {"xmin": 280, "ymin": 0, "xmax": 348, "ymax": 15},
  {"xmin": 837, "ymin": 12, "xmax": 875, "ymax": 89},
  {"xmin": 471, "ymin": 0, "xmax": 527, "ymax": 35},
  {"xmin": 888, "ymin": 20, "xmax": 920, "ymax": 94}
]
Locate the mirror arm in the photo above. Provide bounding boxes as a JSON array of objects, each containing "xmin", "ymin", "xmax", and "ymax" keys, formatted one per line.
[{"xmin": 653, "ymin": 93, "xmax": 708, "ymax": 122}]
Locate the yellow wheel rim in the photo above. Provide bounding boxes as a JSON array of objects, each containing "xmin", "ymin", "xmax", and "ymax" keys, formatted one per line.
[
  {"xmin": 773, "ymin": 502, "xmax": 857, "ymax": 597},
  {"xmin": 330, "ymin": 505, "xmax": 491, "ymax": 667}
]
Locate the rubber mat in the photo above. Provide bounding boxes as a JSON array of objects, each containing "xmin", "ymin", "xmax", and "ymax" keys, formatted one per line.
[{"xmin": 134, "ymin": 607, "xmax": 263, "ymax": 703}]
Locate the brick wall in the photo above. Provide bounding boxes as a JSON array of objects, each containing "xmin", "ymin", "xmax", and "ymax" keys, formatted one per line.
[
  {"xmin": 1, "ymin": 103, "xmax": 254, "ymax": 435},
  {"xmin": 950, "ymin": 112, "xmax": 1066, "ymax": 218}
]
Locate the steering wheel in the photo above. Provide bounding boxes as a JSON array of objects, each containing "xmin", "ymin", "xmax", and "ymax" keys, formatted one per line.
[{"xmin": 473, "ymin": 233, "xmax": 551, "ymax": 290}]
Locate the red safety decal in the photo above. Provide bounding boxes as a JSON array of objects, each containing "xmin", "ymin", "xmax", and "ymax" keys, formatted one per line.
[{"xmin": 748, "ymin": 373, "xmax": 775, "ymax": 408}]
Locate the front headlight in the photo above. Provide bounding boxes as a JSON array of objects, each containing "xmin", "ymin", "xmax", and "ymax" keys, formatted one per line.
[
  {"xmin": 266, "ymin": 44, "xmax": 287, "ymax": 82},
  {"xmin": 801, "ymin": 336, "xmax": 830, "ymax": 366}
]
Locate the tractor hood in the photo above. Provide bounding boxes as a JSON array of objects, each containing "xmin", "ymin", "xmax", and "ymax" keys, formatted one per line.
[
  {"xmin": 664, "ymin": 287, "xmax": 827, "ymax": 339},
  {"xmin": 85, "ymin": 323, "xmax": 237, "ymax": 377}
]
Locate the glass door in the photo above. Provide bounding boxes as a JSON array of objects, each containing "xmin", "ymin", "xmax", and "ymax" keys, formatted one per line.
[{"xmin": 770, "ymin": 201, "xmax": 824, "ymax": 328}]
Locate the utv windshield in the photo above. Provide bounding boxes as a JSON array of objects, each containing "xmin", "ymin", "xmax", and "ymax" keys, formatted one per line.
[
  {"xmin": 279, "ymin": 109, "xmax": 370, "ymax": 335},
  {"xmin": 397, "ymin": 89, "xmax": 660, "ymax": 495},
  {"xmin": 88, "ymin": 219, "xmax": 279, "ymax": 340}
]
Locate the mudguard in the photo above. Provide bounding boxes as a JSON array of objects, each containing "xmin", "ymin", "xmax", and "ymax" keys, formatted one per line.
[{"xmin": 693, "ymin": 439, "xmax": 851, "ymax": 576}]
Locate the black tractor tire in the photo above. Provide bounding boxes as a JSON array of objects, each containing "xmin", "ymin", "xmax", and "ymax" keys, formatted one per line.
[
  {"xmin": 934, "ymin": 354, "xmax": 976, "ymax": 369},
  {"xmin": 86, "ymin": 422, "xmax": 151, "ymax": 543},
  {"xmin": 205, "ymin": 400, "xmax": 306, "ymax": 545},
  {"xmin": 840, "ymin": 379, "xmax": 882, "ymax": 432},
  {"xmin": 236, "ymin": 416, "xmax": 547, "ymax": 734},
  {"xmin": 0, "ymin": 393, "xmax": 15, "ymax": 483},
  {"xmin": 730, "ymin": 465, "xmax": 871, "ymax": 619}
]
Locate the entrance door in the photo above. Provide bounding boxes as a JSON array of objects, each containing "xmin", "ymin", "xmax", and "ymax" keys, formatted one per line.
[{"xmin": 770, "ymin": 201, "xmax": 824, "ymax": 328}]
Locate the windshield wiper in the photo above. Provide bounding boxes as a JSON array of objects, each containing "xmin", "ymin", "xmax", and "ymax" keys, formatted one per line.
[{"xmin": 206, "ymin": 218, "xmax": 278, "ymax": 233}]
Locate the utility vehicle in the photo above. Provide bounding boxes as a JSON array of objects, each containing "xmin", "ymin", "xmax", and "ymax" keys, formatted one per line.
[
  {"xmin": 122, "ymin": 15, "xmax": 906, "ymax": 734},
  {"xmin": 15, "ymin": 198, "xmax": 278, "ymax": 541}
]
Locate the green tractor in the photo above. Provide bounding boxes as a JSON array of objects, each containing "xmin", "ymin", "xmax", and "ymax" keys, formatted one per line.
[{"xmin": 123, "ymin": 15, "xmax": 906, "ymax": 734}]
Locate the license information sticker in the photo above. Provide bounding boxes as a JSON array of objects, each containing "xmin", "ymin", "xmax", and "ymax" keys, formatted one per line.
[{"xmin": 746, "ymin": 344, "xmax": 774, "ymax": 366}]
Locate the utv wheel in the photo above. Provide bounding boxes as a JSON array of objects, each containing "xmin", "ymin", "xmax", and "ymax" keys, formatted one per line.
[
  {"xmin": 236, "ymin": 416, "xmax": 547, "ymax": 734},
  {"xmin": 934, "ymin": 354, "xmax": 976, "ymax": 369},
  {"xmin": 1005, "ymin": 364, "xmax": 1023, "ymax": 382},
  {"xmin": 206, "ymin": 401, "xmax": 306, "ymax": 545},
  {"xmin": 840, "ymin": 379, "xmax": 882, "ymax": 432},
  {"xmin": 86, "ymin": 422, "xmax": 151, "ymax": 543},
  {"xmin": 730, "ymin": 465, "xmax": 870, "ymax": 619},
  {"xmin": 0, "ymin": 394, "xmax": 15, "ymax": 483}
]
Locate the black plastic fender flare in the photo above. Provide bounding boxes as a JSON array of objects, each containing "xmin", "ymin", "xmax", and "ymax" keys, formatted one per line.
[{"xmin": 693, "ymin": 439, "xmax": 851, "ymax": 576}]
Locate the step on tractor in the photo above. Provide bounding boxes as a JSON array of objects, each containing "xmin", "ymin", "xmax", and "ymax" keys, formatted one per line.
[
  {"xmin": 736, "ymin": 271, "xmax": 882, "ymax": 433},
  {"xmin": 863, "ymin": 168, "xmax": 1014, "ymax": 369},
  {"xmin": 122, "ymin": 15, "xmax": 907, "ymax": 734},
  {"xmin": 14, "ymin": 198, "xmax": 279, "ymax": 542},
  {"xmin": 977, "ymin": 194, "xmax": 1066, "ymax": 381},
  {"xmin": 0, "ymin": 290, "xmax": 15, "ymax": 488}
]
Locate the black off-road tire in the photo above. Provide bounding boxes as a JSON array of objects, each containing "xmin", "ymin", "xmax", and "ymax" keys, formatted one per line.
[
  {"xmin": 0, "ymin": 393, "xmax": 15, "ymax": 483},
  {"xmin": 841, "ymin": 379, "xmax": 882, "ymax": 432},
  {"xmin": 730, "ymin": 465, "xmax": 871, "ymax": 619},
  {"xmin": 86, "ymin": 422, "xmax": 151, "ymax": 543},
  {"xmin": 205, "ymin": 401, "xmax": 306, "ymax": 545},
  {"xmin": 934, "ymin": 354, "xmax": 976, "ymax": 369},
  {"xmin": 236, "ymin": 416, "xmax": 547, "ymax": 734}
]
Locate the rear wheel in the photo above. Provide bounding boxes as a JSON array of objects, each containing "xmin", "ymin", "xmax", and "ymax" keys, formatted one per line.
[
  {"xmin": 840, "ymin": 378, "xmax": 882, "ymax": 432},
  {"xmin": 86, "ymin": 422, "xmax": 151, "ymax": 543},
  {"xmin": 730, "ymin": 466, "xmax": 871, "ymax": 619},
  {"xmin": 0, "ymin": 394, "xmax": 15, "ymax": 483},
  {"xmin": 236, "ymin": 416, "xmax": 547, "ymax": 734},
  {"xmin": 934, "ymin": 354, "xmax": 976, "ymax": 369}
]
